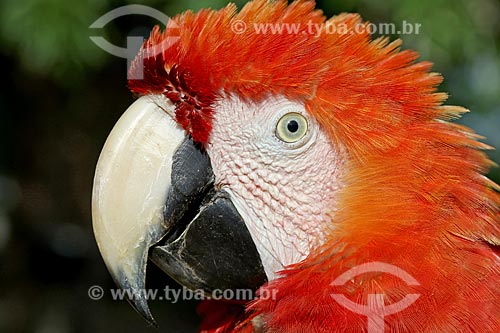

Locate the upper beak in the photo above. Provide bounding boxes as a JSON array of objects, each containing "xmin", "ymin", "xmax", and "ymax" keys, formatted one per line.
[{"xmin": 92, "ymin": 96, "xmax": 267, "ymax": 325}]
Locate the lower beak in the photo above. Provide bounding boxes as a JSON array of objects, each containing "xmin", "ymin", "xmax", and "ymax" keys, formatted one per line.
[{"xmin": 92, "ymin": 96, "xmax": 266, "ymax": 325}]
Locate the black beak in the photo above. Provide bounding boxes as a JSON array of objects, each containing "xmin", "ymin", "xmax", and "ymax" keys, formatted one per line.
[{"xmin": 152, "ymin": 137, "xmax": 267, "ymax": 294}]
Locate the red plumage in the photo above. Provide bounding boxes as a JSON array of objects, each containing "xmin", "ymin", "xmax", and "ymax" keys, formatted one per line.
[{"xmin": 129, "ymin": 0, "xmax": 500, "ymax": 331}]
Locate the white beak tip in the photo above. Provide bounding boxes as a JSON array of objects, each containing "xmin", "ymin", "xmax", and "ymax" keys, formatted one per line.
[{"xmin": 92, "ymin": 95, "xmax": 185, "ymax": 323}]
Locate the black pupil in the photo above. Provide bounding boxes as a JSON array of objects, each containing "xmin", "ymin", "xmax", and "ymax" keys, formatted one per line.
[{"xmin": 287, "ymin": 120, "xmax": 299, "ymax": 133}]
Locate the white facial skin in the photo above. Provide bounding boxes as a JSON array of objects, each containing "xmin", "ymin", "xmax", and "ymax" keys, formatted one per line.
[{"xmin": 207, "ymin": 95, "xmax": 346, "ymax": 279}]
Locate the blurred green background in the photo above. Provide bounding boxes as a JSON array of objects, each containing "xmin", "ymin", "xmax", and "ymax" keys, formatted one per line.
[{"xmin": 0, "ymin": 0, "xmax": 498, "ymax": 332}]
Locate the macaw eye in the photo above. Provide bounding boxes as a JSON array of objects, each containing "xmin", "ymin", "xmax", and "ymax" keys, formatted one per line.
[{"xmin": 276, "ymin": 112, "xmax": 308, "ymax": 143}]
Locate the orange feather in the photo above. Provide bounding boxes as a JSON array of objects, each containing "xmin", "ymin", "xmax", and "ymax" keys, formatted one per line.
[{"xmin": 129, "ymin": 0, "xmax": 500, "ymax": 331}]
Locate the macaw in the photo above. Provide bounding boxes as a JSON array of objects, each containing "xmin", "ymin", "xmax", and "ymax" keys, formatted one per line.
[{"xmin": 91, "ymin": 0, "xmax": 500, "ymax": 332}]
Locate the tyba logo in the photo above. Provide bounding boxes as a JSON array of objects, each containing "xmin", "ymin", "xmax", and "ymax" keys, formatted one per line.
[
  {"xmin": 331, "ymin": 262, "xmax": 420, "ymax": 333},
  {"xmin": 89, "ymin": 5, "xmax": 180, "ymax": 79}
]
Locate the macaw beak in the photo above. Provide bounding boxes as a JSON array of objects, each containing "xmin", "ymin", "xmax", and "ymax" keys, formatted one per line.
[{"xmin": 91, "ymin": 96, "xmax": 267, "ymax": 325}]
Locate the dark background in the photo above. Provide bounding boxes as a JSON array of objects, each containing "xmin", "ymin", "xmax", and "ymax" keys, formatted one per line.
[{"xmin": 0, "ymin": 0, "xmax": 499, "ymax": 332}]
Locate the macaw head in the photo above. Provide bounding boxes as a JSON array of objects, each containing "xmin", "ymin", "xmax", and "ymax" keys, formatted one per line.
[{"xmin": 91, "ymin": 0, "xmax": 500, "ymax": 328}]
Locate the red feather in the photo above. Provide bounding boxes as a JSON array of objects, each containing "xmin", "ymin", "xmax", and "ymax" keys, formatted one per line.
[{"xmin": 129, "ymin": 0, "xmax": 500, "ymax": 331}]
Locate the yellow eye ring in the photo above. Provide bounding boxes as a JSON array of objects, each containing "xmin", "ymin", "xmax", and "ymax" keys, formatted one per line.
[{"xmin": 275, "ymin": 112, "xmax": 308, "ymax": 143}]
